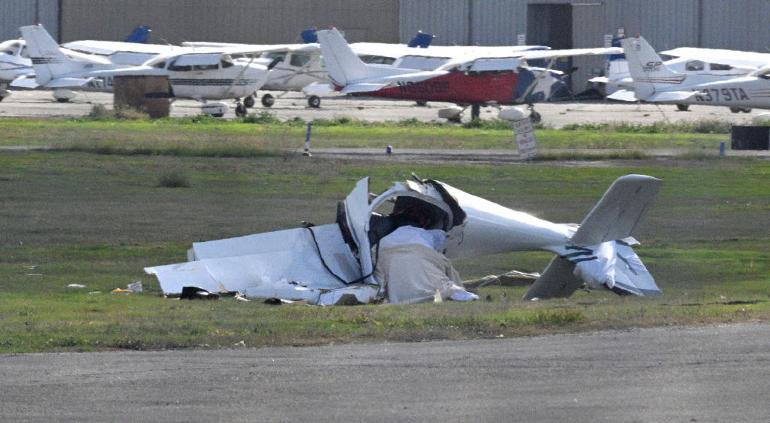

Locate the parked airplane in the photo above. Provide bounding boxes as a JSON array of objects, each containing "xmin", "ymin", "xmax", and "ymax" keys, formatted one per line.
[
  {"xmin": 91, "ymin": 51, "xmax": 272, "ymax": 116},
  {"xmin": 16, "ymin": 24, "xmax": 270, "ymax": 116},
  {"xmin": 0, "ymin": 38, "xmax": 32, "ymax": 101},
  {"xmin": 146, "ymin": 174, "xmax": 661, "ymax": 305},
  {"xmin": 593, "ymin": 39, "xmax": 759, "ymax": 112},
  {"xmin": 607, "ymin": 35, "xmax": 770, "ymax": 113},
  {"xmin": 316, "ymin": 28, "xmax": 621, "ymax": 121}
]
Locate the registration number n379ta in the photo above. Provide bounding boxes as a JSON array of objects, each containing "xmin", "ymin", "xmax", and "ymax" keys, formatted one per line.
[{"xmin": 695, "ymin": 88, "xmax": 749, "ymax": 102}]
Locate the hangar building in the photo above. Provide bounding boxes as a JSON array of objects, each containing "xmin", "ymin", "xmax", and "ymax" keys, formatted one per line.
[{"xmin": 3, "ymin": 0, "xmax": 769, "ymax": 91}]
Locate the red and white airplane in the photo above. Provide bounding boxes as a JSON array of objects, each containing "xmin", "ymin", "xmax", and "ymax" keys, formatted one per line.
[{"xmin": 316, "ymin": 28, "xmax": 621, "ymax": 121}]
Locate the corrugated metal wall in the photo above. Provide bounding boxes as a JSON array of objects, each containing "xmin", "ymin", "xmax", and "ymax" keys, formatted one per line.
[
  {"xmin": 0, "ymin": 0, "xmax": 59, "ymax": 41},
  {"xmin": 399, "ymin": 0, "xmax": 469, "ymax": 45},
  {"xmin": 59, "ymin": 0, "xmax": 399, "ymax": 43},
  {"xmin": 701, "ymin": 0, "xmax": 770, "ymax": 51},
  {"xmin": 470, "ymin": 0, "xmax": 527, "ymax": 45}
]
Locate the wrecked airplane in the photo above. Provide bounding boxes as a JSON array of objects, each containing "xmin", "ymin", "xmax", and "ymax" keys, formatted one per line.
[{"xmin": 145, "ymin": 174, "xmax": 662, "ymax": 305}]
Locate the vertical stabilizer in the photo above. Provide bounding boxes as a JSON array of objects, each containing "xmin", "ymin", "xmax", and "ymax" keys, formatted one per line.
[
  {"xmin": 620, "ymin": 36, "xmax": 685, "ymax": 98},
  {"xmin": 20, "ymin": 24, "xmax": 89, "ymax": 85},
  {"xmin": 316, "ymin": 28, "xmax": 371, "ymax": 86}
]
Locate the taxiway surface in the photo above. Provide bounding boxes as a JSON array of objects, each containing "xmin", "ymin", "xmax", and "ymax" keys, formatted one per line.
[{"xmin": 2, "ymin": 322, "xmax": 768, "ymax": 422}]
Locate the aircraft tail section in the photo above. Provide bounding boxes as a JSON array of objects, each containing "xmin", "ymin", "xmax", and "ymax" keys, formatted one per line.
[
  {"xmin": 523, "ymin": 175, "xmax": 662, "ymax": 300},
  {"xmin": 621, "ymin": 36, "xmax": 685, "ymax": 100},
  {"xmin": 20, "ymin": 24, "xmax": 86, "ymax": 86},
  {"xmin": 316, "ymin": 28, "xmax": 371, "ymax": 86}
]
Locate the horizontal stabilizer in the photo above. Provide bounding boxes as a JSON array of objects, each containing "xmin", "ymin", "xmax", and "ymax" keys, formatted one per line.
[
  {"xmin": 607, "ymin": 89, "xmax": 696, "ymax": 103},
  {"xmin": 523, "ymin": 256, "xmax": 582, "ymax": 300},
  {"xmin": 606, "ymin": 89, "xmax": 638, "ymax": 102},
  {"xmin": 46, "ymin": 77, "xmax": 93, "ymax": 88},
  {"xmin": 645, "ymin": 91, "xmax": 697, "ymax": 102},
  {"xmin": 341, "ymin": 82, "xmax": 389, "ymax": 94},
  {"xmin": 570, "ymin": 174, "xmax": 661, "ymax": 246},
  {"xmin": 10, "ymin": 75, "xmax": 39, "ymax": 89}
]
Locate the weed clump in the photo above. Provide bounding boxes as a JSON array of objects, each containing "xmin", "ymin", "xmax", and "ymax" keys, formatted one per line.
[
  {"xmin": 562, "ymin": 119, "xmax": 732, "ymax": 134},
  {"xmin": 156, "ymin": 171, "xmax": 191, "ymax": 188},
  {"xmin": 242, "ymin": 111, "xmax": 281, "ymax": 124},
  {"xmin": 86, "ymin": 104, "xmax": 148, "ymax": 121}
]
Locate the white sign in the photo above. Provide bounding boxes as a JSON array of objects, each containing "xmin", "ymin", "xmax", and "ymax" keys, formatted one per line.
[{"xmin": 512, "ymin": 118, "xmax": 537, "ymax": 160}]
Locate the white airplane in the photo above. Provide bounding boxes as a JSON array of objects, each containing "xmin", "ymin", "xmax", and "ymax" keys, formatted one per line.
[
  {"xmin": 316, "ymin": 28, "xmax": 621, "ymax": 121},
  {"xmin": 146, "ymin": 174, "xmax": 661, "ymax": 305},
  {"xmin": 607, "ymin": 36, "xmax": 770, "ymax": 113},
  {"xmin": 16, "ymin": 25, "xmax": 270, "ymax": 116},
  {"xmin": 593, "ymin": 40, "xmax": 759, "ymax": 112},
  {"xmin": 0, "ymin": 38, "xmax": 32, "ymax": 101},
  {"xmin": 89, "ymin": 51, "xmax": 272, "ymax": 116}
]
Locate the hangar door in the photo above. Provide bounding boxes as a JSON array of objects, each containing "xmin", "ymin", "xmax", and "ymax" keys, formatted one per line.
[{"xmin": 526, "ymin": 4, "xmax": 573, "ymax": 93}]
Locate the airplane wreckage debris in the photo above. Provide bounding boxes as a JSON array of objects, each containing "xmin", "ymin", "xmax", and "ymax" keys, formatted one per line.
[{"xmin": 145, "ymin": 174, "xmax": 662, "ymax": 306}]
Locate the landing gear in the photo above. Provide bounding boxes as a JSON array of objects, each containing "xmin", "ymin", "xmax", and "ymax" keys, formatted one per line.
[
  {"xmin": 730, "ymin": 107, "xmax": 751, "ymax": 113},
  {"xmin": 243, "ymin": 95, "xmax": 255, "ymax": 109},
  {"xmin": 416, "ymin": 100, "xmax": 428, "ymax": 107},
  {"xmin": 307, "ymin": 95, "xmax": 321, "ymax": 108},
  {"xmin": 470, "ymin": 104, "xmax": 481, "ymax": 120},
  {"xmin": 676, "ymin": 104, "xmax": 690, "ymax": 112},
  {"xmin": 235, "ymin": 100, "xmax": 247, "ymax": 118},
  {"xmin": 56, "ymin": 97, "xmax": 71, "ymax": 103},
  {"xmin": 527, "ymin": 104, "xmax": 542, "ymax": 124},
  {"xmin": 261, "ymin": 93, "xmax": 274, "ymax": 107}
]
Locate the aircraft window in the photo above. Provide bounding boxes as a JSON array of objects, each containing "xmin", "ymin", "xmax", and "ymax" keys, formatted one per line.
[
  {"xmin": 193, "ymin": 64, "xmax": 218, "ymax": 71},
  {"xmin": 289, "ymin": 53, "xmax": 311, "ymax": 67},
  {"xmin": 358, "ymin": 55, "xmax": 396, "ymax": 65},
  {"xmin": 168, "ymin": 63, "xmax": 192, "ymax": 71},
  {"xmin": 685, "ymin": 60, "xmax": 705, "ymax": 71},
  {"xmin": 265, "ymin": 52, "xmax": 286, "ymax": 62},
  {"xmin": 221, "ymin": 58, "xmax": 234, "ymax": 68},
  {"xmin": 152, "ymin": 61, "xmax": 166, "ymax": 69},
  {"xmin": 1, "ymin": 50, "xmax": 13, "ymax": 55},
  {"xmin": 230, "ymin": 54, "xmax": 244, "ymax": 59},
  {"xmin": 20, "ymin": 46, "xmax": 28, "ymax": 57},
  {"xmin": 710, "ymin": 63, "xmax": 732, "ymax": 71}
]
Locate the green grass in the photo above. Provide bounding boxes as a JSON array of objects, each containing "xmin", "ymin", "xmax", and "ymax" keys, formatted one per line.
[
  {"xmin": 0, "ymin": 118, "xmax": 729, "ymax": 154},
  {"xmin": 0, "ymin": 148, "xmax": 768, "ymax": 352}
]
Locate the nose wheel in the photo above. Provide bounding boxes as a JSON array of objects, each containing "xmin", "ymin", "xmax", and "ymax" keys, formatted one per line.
[
  {"xmin": 235, "ymin": 100, "xmax": 247, "ymax": 117},
  {"xmin": 528, "ymin": 104, "xmax": 542, "ymax": 124},
  {"xmin": 307, "ymin": 95, "xmax": 321, "ymax": 108},
  {"xmin": 261, "ymin": 93, "xmax": 275, "ymax": 107},
  {"xmin": 243, "ymin": 95, "xmax": 255, "ymax": 109}
]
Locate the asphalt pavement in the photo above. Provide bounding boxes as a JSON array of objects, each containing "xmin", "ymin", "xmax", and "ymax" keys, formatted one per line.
[
  {"xmin": 0, "ymin": 89, "xmax": 765, "ymax": 127},
  {"xmin": 2, "ymin": 322, "xmax": 769, "ymax": 422}
]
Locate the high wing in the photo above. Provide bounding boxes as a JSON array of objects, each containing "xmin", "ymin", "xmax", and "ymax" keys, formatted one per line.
[
  {"xmin": 517, "ymin": 47, "xmax": 623, "ymax": 61},
  {"xmin": 661, "ymin": 47, "xmax": 770, "ymax": 70},
  {"xmin": 61, "ymin": 40, "xmax": 181, "ymax": 56}
]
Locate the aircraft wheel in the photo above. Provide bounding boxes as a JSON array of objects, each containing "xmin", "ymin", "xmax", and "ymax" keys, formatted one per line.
[
  {"xmin": 416, "ymin": 100, "xmax": 428, "ymax": 107},
  {"xmin": 308, "ymin": 95, "xmax": 321, "ymax": 108},
  {"xmin": 56, "ymin": 97, "xmax": 71, "ymax": 103},
  {"xmin": 530, "ymin": 111, "xmax": 542, "ymax": 124},
  {"xmin": 235, "ymin": 103, "xmax": 247, "ymax": 117},
  {"xmin": 211, "ymin": 113, "xmax": 224, "ymax": 118},
  {"xmin": 0, "ymin": 96, "xmax": 4, "ymax": 103},
  {"xmin": 742, "ymin": 108, "xmax": 752, "ymax": 113},
  {"xmin": 243, "ymin": 95, "xmax": 255, "ymax": 108},
  {"xmin": 676, "ymin": 104, "xmax": 689, "ymax": 112},
  {"xmin": 261, "ymin": 94, "xmax": 275, "ymax": 107}
]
